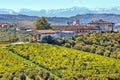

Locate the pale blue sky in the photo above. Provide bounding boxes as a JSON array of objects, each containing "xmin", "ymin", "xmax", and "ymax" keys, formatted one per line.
[{"xmin": 0, "ymin": 0, "xmax": 120, "ymax": 10}]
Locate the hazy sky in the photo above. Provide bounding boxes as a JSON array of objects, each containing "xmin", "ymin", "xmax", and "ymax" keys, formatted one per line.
[{"xmin": 0, "ymin": 0, "xmax": 120, "ymax": 10}]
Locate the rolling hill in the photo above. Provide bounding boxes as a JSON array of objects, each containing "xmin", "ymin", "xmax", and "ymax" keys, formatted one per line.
[
  {"xmin": 0, "ymin": 14, "xmax": 120, "ymax": 26},
  {"xmin": 0, "ymin": 45, "xmax": 60, "ymax": 80},
  {"xmin": 7, "ymin": 43, "xmax": 120, "ymax": 80}
]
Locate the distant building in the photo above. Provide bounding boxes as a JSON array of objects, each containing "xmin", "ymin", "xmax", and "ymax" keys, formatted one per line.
[
  {"xmin": 88, "ymin": 19, "xmax": 115, "ymax": 32},
  {"xmin": 0, "ymin": 23, "xmax": 11, "ymax": 28},
  {"xmin": 72, "ymin": 19, "xmax": 80, "ymax": 26},
  {"xmin": 52, "ymin": 25, "xmax": 99, "ymax": 34},
  {"xmin": 34, "ymin": 30, "xmax": 60, "ymax": 41},
  {"xmin": 30, "ymin": 19, "xmax": 115, "ymax": 42},
  {"xmin": 31, "ymin": 29, "xmax": 75, "ymax": 42}
]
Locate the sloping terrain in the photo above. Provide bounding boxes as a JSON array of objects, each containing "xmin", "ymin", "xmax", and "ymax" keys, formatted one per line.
[
  {"xmin": 7, "ymin": 43, "xmax": 120, "ymax": 80},
  {"xmin": 45, "ymin": 32, "xmax": 120, "ymax": 59},
  {"xmin": 0, "ymin": 46, "xmax": 60, "ymax": 80}
]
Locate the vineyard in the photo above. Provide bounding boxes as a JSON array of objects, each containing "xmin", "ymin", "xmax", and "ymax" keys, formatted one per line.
[
  {"xmin": 7, "ymin": 43, "xmax": 120, "ymax": 79},
  {"xmin": 43, "ymin": 32, "xmax": 120, "ymax": 59},
  {"xmin": 0, "ymin": 48, "xmax": 59, "ymax": 80}
]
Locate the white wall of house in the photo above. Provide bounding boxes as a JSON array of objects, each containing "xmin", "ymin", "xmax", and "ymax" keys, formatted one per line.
[
  {"xmin": 114, "ymin": 28, "xmax": 120, "ymax": 32},
  {"xmin": 99, "ymin": 24, "xmax": 105, "ymax": 32},
  {"xmin": 60, "ymin": 31, "xmax": 75, "ymax": 38},
  {"xmin": 39, "ymin": 31, "xmax": 75, "ymax": 41},
  {"xmin": 89, "ymin": 30, "xmax": 99, "ymax": 33},
  {"xmin": 40, "ymin": 33, "xmax": 61, "ymax": 41},
  {"xmin": 108, "ymin": 26, "xmax": 113, "ymax": 31}
]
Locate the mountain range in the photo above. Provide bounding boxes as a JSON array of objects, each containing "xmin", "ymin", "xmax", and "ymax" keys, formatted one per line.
[{"xmin": 0, "ymin": 7, "xmax": 120, "ymax": 17}]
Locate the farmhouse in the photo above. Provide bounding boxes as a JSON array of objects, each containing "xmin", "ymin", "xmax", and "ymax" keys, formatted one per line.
[
  {"xmin": 32, "ymin": 30, "xmax": 60, "ymax": 41},
  {"xmin": 31, "ymin": 19, "xmax": 115, "ymax": 42},
  {"xmin": 88, "ymin": 19, "xmax": 115, "ymax": 32},
  {"xmin": 31, "ymin": 29, "xmax": 76, "ymax": 41},
  {"xmin": 52, "ymin": 25, "xmax": 99, "ymax": 34}
]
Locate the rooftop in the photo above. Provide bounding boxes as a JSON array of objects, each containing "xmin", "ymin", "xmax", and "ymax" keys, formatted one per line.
[
  {"xmin": 36, "ymin": 29, "xmax": 56, "ymax": 34},
  {"xmin": 52, "ymin": 25, "xmax": 99, "ymax": 31}
]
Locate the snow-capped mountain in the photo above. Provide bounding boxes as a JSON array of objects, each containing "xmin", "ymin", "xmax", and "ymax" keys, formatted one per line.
[
  {"xmin": 0, "ymin": 9, "xmax": 17, "ymax": 14},
  {"xmin": 0, "ymin": 7, "xmax": 120, "ymax": 17}
]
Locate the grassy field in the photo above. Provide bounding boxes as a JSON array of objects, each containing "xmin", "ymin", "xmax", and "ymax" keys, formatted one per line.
[{"xmin": 7, "ymin": 43, "xmax": 120, "ymax": 79}]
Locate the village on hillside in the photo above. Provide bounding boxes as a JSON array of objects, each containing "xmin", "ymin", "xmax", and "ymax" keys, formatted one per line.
[
  {"xmin": 29, "ymin": 18, "xmax": 118, "ymax": 42},
  {"xmin": 0, "ymin": 18, "xmax": 119, "ymax": 42}
]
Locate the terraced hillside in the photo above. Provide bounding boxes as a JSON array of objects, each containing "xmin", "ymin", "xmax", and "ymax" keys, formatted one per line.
[{"xmin": 7, "ymin": 43, "xmax": 120, "ymax": 80}]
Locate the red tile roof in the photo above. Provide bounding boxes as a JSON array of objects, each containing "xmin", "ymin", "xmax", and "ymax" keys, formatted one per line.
[
  {"xmin": 36, "ymin": 29, "xmax": 56, "ymax": 34},
  {"xmin": 51, "ymin": 25, "xmax": 99, "ymax": 31}
]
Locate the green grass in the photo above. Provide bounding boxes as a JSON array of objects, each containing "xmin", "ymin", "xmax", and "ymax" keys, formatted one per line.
[{"xmin": 7, "ymin": 43, "xmax": 120, "ymax": 79}]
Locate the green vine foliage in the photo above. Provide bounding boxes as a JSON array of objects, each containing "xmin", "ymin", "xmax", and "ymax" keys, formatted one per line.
[
  {"xmin": 43, "ymin": 32, "xmax": 120, "ymax": 59},
  {"xmin": 7, "ymin": 43, "xmax": 120, "ymax": 79},
  {"xmin": 0, "ymin": 48, "xmax": 59, "ymax": 80}
]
